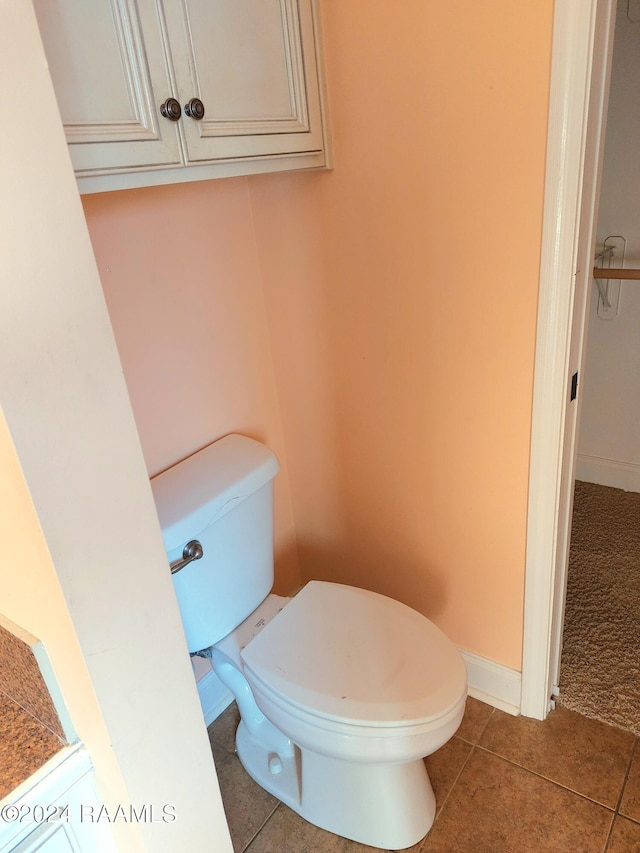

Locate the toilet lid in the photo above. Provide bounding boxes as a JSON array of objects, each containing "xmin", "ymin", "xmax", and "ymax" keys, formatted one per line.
[{"xmin": 240, "ymin": 581, "xmax": 467, "ymax": 727}]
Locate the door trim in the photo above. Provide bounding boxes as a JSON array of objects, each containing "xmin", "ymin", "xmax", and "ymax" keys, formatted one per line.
[{"xmin": 521, "ymin": 0, "xmax": 615, "ymax": 719}]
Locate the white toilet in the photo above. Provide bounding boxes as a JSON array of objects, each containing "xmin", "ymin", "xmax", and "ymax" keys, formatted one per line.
[{"xmin": 151, "ymin": 434, "xmax": 467, "ymax": 850}]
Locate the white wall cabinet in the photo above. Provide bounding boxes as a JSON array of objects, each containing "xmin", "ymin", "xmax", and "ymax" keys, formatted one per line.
[{"xmin": 34, "ymin": 0, "xmax": 329, "ymax": 193}]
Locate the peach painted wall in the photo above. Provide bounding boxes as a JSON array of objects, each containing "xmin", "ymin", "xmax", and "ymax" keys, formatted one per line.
[
  {"xmin": 81, "ymin": 0, "xmax": 554, "ymax": 673},
  {"xmin": 248, "ymin": 0, "xmax": 554, "ymax": 670},
  {"xmin": 82, "ymin": 181, "xmax": 300, "ymax": 595}
]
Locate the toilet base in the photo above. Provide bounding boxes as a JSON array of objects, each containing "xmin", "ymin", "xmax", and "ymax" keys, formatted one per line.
[{"xmin": 236, "ymin": 720, "xmax": 436, "ymax": 850}]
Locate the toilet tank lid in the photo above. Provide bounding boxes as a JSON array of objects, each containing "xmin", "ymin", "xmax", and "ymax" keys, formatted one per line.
[{"xmin": 150, "ymin": 434, "xmax": 279, "ymax": 552}]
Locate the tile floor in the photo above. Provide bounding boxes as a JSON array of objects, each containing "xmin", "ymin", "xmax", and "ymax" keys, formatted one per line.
[{"xmin": 208, "ymin": 698, "xmax": 640, "ymax": 852}]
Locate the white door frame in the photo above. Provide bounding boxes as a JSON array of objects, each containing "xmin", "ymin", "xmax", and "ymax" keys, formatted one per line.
[{"xmin": 521, "ymin": 0, "xmax": 616, "ymax": 719}]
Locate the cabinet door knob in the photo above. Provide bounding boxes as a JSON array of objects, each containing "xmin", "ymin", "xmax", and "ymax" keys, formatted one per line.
[
  {"xmin": 160, "ymin": 98, "xmax": 182, "ymax": 121},
  {"xmin": 184, "ymin": 97, "xmax": 205, "ymax": 120}
]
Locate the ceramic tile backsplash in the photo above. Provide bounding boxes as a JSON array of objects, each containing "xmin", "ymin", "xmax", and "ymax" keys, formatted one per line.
[
  {"xmin": 0, "ymin": 692, "xmax": 63, "ymax": 799},
  {"xmin": 0, "ymin": 619, "xmax": 64, "ymax": 740}
]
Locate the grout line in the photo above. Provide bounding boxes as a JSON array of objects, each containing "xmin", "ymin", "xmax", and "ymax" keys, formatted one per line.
[
  {"xmin": 616, "ymin": 737, "xmax": 638, "ymax": 813},
  {"xmin": 466, "ymin": 705, "xmax": 495, "ymax": 744},
  {"xmin": 472, "ymin": 742, "xmax": 621, "ymax": 815},
  {"xmin": 429, "ymin": 744, "xmax": 477, "ymax": 827},
  {"xmin": 0, "ymin": 689, "xmax": 65, "ymax": 744},
  {"xmin": 419, "ymin": 711, "xmax": 498, "ymax": 849},
  {"xmin": 418, "ymin": 707, "xmax": 497, "ymax": 850},
  {"xmin": 601, "ymin": 810, "xmax": 616, "ymax": 853},
  {"xmin": 241, "ymin": 800, "xmax": 282, "ymax": 853}
]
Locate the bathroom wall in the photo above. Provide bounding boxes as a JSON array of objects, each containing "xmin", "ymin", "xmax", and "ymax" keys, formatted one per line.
[
  {"xmin": 82, "ymin": 181, "xmax": 301, "ymax": 595},
  {"xmin": 577, "ymin": 0, "xmax": 640, "ymax": 492},
  {"xmin": 81, "ymin": 0, "xmax": 554, "ymax": 673},
  {"xmin": 249, "ymin": 0, "xmax": 553, "ymax": 670}
]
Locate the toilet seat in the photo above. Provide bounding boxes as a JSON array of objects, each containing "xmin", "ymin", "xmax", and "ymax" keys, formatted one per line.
[{"xmin": 240, "ymin": 581, "xmax": 467, "ymax": 731}]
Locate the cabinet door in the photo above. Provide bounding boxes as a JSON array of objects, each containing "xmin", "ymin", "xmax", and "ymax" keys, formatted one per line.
[
  {"xmin": 34, "ymin": 0, "xmax": 184, "ymax": 176},
  {"xmin": 164, "ymin": 0, "xmax": 324, "ymax": 163}
]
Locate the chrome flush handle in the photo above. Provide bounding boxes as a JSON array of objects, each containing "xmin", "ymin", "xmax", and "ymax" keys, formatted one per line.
[{"xmin": 170, "ymin": 539, "xmax": 203, "ymax": 575}]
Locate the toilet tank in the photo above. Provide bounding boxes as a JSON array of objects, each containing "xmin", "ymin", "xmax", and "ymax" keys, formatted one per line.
[{"xmin": 151, "ymin": 434, "xmax": 280, "ymax": 653}]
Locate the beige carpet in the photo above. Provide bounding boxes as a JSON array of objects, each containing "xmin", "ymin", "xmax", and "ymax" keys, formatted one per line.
[{"xmin": 558, "ymin": 480, "xmax": 640, "ymax": 735}]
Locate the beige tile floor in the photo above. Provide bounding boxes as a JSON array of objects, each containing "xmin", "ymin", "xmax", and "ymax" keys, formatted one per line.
[{"xmin": 208, "ymin": 698, "xmax": 640, "ymax": 852}]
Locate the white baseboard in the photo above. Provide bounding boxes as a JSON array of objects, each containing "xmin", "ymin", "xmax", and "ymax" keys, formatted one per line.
[
  {"xmin": 459, "ymin": 649, "xmax": 521, "ymax": 716},
  {"xmin": 196, "ymin": 667, "xmax": 233, "ymax": 727},
  {"xmin": 576, "ymin": 453, "xmax": 640, "ymax": 493}
]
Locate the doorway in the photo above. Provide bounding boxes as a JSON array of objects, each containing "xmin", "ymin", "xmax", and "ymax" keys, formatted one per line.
[
  {"xmin": 520, "ymin": 0, "xmax": 617, "ymax": 720},
  {"xmin": 558, "ymin": 0, "xmax": 640, "ymax": 734}
]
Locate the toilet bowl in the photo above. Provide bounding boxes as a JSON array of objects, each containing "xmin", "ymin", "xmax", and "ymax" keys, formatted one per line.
[
  {"xmin": 214, "ymin": 581, "xmax": 466, "ymax": 849},
  {"xmin": 151, "ymin": 434, "xmax": 467, "ymax": 850}
]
